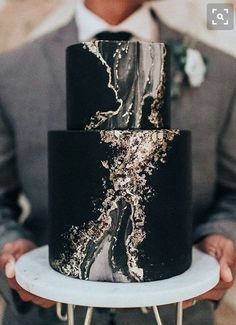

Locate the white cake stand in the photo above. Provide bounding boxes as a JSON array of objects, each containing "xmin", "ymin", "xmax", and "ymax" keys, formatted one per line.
[{"xmin": 15, "ymin": 246, "xmax": 219, "ymax": 325}]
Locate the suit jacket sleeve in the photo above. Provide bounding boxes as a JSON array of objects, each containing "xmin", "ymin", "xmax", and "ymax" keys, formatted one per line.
[
  {"xmin": 0, "ymin": 99, "xmax": 34, "ymax": 249},
  {"xmin": 0, "ymin": 96, "xmax": 36, "ymax": 314},
  {"xmin": 194, "ymin": 84, "xmax": 236, "ymax": 244}
]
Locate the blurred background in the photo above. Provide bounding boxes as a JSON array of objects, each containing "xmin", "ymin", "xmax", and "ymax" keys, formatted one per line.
[{"xmin": 0, "ymin": 0, "xmax": 235, "ymax": 324}]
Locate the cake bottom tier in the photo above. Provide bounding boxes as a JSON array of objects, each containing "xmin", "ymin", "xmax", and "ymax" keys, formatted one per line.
[{"xmin": 48, "ymin": 129, "xmax": 192, "ymax": 282}]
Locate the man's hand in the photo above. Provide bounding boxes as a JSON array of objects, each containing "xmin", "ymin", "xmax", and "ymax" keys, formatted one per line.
[
  {"xmin": 0, "ymin": 239, "xmax": 56, "ymax": 308},
  {"xmin": 183, "ymin": 234, "xmax": 236, "ymax": 309}
]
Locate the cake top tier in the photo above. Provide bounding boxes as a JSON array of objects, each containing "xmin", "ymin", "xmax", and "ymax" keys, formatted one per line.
[{"xmin": 66, "ymin": 41, "xmax": 171, "ymax": 130}]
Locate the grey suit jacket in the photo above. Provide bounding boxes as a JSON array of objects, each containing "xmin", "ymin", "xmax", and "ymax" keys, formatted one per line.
[
  {"xmin": 0, "ymin": 18, "xmax": 236, "ymax": 247},
  {"xmin": 0, "ymin": 16, "xmax": 235, "ymax": 325}
]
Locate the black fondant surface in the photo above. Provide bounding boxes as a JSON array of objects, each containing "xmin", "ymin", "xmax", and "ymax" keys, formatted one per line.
[
  {"xmin": 48, "ymin": 130, "xmax": 192, "ymax": 282},
  {"xmin": 66, "ymin": 42, "xmax": 170, "ymax": 130}
]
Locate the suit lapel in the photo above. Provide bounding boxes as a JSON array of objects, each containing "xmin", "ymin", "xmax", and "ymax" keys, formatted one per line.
[
  {"xmin": 150, "ymin": 8, "xmax": 188, "ymax": 129},
  {"xmin": 150, "ymin": 7, "xmax": 183, "ymax": 44},
  {"xmin": 42, "ymin": 19, "xmax": 78, "ymax": 103}
]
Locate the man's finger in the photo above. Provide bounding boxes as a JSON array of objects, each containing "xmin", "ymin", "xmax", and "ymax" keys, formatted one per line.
[
  {"xmin": 31, "ymin": 296, "xmax": 56, "ymax": 308},
  {"xmin": 218, "ymin": 240, "xmax": 235, "ymax": 282},
  {"xmin": 199, "ymin": 289, "xmax": 225, "ymax": 301},
  {"xmin": 218, "ymin": 239, "xmax": 236, "ymax": 266},
  {"xmin": 18, "ymin": 290, "xmax": 38, "ymax": 302},
  {"xmin": 1, "ymin": 240, "xmax": 37, "ymax": 261},
  {"xmin": 8, "ymin": 278, "xmax": 39, "ymax": 299},
  {"xmin": 215, "ymin": 279, "xmax": 233, "ymax": 290},
  {"xmin": 183, "ymin": 287, "xmax": 227, "ymax": 309},
  {"xmin": 8, "ymin": 278, "xmax": 56, "ymax": 307},
  {"xmin": 183, "ymin": 300, "xmax": 196, "ymax": 309},
  {"xmin": 220, "ymin": 260, "xmax": 233, "ymax": 283},
  {"xmin": 8, "ymin": 277, "xmax": 25, "ymax": 291},
  {"xmin": 1, "ymin": 242, "xmax": 21, "ymax": 257},
  {"xmin": 0, "ymin": 253, "xmax": 16, "ymax": 276},
  {"xmin": 1, "ymin": 242, "xmax": 14, "ymax": 253},
  {"xmin": 18, "ymin": 289, "xmax": 55, "ymax": 307},
  {"xmin": 0, "ymin": 253, "xmax": 13, "ymax": 270},
  {"xmin": 5, "ymin": 257, "xmax": 16, "ymax": 279},
  {"xmin": 189, "ymin": 288, "xmax": 225, "ymax": 304},
  {"xmin": 40, "ymin": 301, "xmax": 56, "ymax": 309},
  {"xmin": 9, "ymin": 279, "xmax": 39, "ymax": 301},
  {"xmin": 201, "ymin": 236, "xmax": 236, "ymax": 283},
  {"xmin": 32, "ymin": 296, "xmax": 55, "ymax": 304}
]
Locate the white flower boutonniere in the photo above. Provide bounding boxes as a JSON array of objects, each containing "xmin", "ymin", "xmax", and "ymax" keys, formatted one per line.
[
  {"xmin": 168, "ymin": 40, "xmax": 208, "ymax": 98},
  {"xmin": 185, "ymin": 48, "xmax": 207, "ymax": 88}
]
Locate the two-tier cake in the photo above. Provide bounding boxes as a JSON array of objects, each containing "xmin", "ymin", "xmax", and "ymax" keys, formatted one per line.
[{"xmin": 48, "ymin": 41, "xmax": 192, "ymax": 282}]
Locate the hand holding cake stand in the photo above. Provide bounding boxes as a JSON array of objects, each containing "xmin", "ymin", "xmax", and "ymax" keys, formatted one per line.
[{"xmin": 15, "ymin": 246, "xmax": 219, "ymax": 325}]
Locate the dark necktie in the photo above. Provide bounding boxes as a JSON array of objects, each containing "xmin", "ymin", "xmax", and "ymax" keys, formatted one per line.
[{"xmin": 95, "ymin": 31, "xmax": 132, "ymax": 41}]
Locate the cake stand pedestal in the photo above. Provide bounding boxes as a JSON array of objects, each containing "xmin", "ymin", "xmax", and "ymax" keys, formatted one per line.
[{"xmin": 15, "ymin": 246, "xmax": 219, "ymax": 325}]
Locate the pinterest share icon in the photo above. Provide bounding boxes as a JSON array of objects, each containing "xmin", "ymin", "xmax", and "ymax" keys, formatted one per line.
[{"xmin": 207, "ymin": 3, "xmax": 234, "ymax": 30}]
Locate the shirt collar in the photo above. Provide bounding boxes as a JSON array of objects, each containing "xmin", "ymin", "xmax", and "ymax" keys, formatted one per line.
[{"xmin": 75, "ymin": 0, "xmax": 158, "ymax": 42}]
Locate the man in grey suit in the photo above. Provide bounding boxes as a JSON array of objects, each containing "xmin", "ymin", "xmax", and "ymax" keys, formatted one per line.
[{"xmin": 0, "ymin": 0, "xmax": 236, "ymax": 324}]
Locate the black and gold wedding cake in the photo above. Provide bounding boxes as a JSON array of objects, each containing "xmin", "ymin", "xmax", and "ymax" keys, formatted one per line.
[{"xmin": 48, "ymin": 41, "xmax": 192, "ymax": 282}]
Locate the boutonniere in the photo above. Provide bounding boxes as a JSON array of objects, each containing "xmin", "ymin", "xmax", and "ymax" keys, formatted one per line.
[{"xmin": 168, "ymin": 39, "xmax": 208, "ymax": 98}]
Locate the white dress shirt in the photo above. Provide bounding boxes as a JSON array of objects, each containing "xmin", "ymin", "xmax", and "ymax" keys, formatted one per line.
[{"xmin": 75, "ymin": 0, "xmax": 159, "ymax": 42}]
